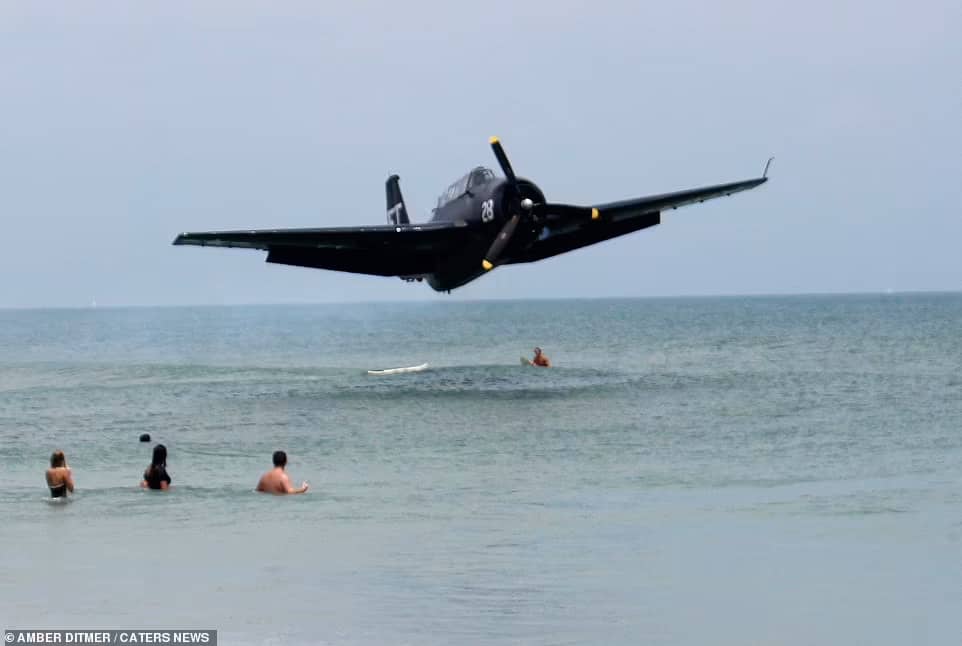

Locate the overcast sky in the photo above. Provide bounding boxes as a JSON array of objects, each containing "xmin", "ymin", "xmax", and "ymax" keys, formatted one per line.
[{"xmin": 1, "ymin": 0, "xmax": 959, "ymax": 307}]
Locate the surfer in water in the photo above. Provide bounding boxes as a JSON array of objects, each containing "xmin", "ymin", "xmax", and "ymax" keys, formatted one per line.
[
  {"xmin": 256, "ymin": 451, "xmax": 309, "ymax": 495},
  {"xmin": 141, "ymin": 444, "xmax": 171, "ymax": 491},
  {"xmin": 525, "ymin": 347, "xmax": 551, "ymax": 367},
  {"xmin": 46, "ymin": 450, "xmax": 74, "ymax": 498}
]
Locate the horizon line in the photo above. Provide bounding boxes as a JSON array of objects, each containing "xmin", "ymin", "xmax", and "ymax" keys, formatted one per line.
[{"xmin": 1, "ymin": 288, "xmax": 959, "ymax": 313}]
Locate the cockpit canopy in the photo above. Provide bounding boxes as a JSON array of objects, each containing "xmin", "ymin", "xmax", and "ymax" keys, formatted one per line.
[{"xmin": 436, "ymin": 167, "xmax": 496, "ymax": 208}]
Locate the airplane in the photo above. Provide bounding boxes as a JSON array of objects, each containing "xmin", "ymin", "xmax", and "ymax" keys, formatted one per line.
[{"xmin": 173, "ymin": 137, "xmax": 771, "ymax": 293}]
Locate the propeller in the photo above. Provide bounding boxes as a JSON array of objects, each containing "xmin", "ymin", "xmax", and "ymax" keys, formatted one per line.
[
  {"xmin": 489, "ymin": 136, "xmax": 517, "ymax": 188},
  {"xmin": 481, "ymin": 213, "xmax": 521, "ymax": 271},
  {"xmin": 481, "ymin": 137, "xmax": 601, "ymax": 271}
]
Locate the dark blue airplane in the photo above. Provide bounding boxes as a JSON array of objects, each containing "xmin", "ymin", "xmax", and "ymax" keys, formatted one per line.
[{"xmin": 173, "ymin": 138, "xmax": 771, "ymax": 292}]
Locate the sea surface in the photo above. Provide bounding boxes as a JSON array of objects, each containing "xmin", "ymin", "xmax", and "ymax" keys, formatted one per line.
[{"xmin": 1, "ymin": 294, "xmax": 960, "ymax": 645}]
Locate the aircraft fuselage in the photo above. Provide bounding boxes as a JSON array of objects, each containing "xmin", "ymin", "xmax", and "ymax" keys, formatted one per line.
[{"xmin": 401, "ymin": 167, "xmax": 546, "ymax": 291}]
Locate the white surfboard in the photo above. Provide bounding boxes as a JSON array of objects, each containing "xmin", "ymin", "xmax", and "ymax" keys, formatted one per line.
[{"xmin": 367, "ymin": 363, "xmax": 429, "ymax": 376}]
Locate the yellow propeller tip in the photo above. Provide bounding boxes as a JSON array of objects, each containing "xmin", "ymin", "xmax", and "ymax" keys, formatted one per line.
[
  {"xmin": 591, "ymin": 208, "xmax": 600, "ymax": 220},
  {"xmin": 482, "ymin": 260, "xmax": 494, "ymax": 271},
  {"xmin": 489, "ymin": 136, "xmax": 500, "ymax": 145}
]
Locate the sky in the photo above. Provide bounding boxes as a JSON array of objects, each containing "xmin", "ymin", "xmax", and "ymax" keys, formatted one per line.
[{"xmin": 0, "ymin": 0, "xmax": 959, "ymax": 307}]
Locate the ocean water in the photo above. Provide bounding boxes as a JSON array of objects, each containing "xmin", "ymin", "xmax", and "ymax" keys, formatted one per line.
[{"xmin": 1, "ymin": 294, "xmax": 960, "ymax": 645}]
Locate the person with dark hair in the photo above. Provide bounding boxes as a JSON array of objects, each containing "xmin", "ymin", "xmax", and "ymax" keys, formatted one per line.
[
  {"xmin": 525, "ymin": 346, "xmax": 551, "ymax": 367},
  {"xmin": 141, "ymin": 444, "xmax": 171, "ymax": 491},
  {"xmin": 255, "ymin": 450, "xmax": 309, "ymax": 495},
  {"xmin": 46, "ymin": 450, "xmax": 75, "ymax": 498}
]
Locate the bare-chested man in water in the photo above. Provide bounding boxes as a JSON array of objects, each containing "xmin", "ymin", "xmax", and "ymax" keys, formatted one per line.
[
  {"xmin": 527, "ymin": 347, "xmax": 551, "ymax": 367},
  {"xmin": 256, "ymin": 450, "xmax": 309, "ymax": 495}
]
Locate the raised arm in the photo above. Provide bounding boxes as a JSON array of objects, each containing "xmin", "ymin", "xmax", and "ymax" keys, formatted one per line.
[{"xmin": 281, "ymin": 471, "xmax": 309, "ymax": 494}]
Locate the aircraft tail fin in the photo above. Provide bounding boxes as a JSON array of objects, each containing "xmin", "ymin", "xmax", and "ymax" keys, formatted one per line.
[{"xmin": 385, "ymin": 174, "xmax": 410, "ymax": 225}]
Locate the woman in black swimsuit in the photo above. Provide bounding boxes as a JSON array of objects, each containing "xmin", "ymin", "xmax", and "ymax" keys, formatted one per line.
[
  {"xmin": 141, "ymin": 443, "xmax": 172, "ymax": 491},
  {"xmin": 46, "ymin": 450, "xmax": 75, "ymax": 498}
]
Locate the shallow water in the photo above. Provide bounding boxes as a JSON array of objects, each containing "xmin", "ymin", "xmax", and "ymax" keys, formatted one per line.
[{"xmin": 1, "ymin": 295, "xmax": 960, "ymax": 644}]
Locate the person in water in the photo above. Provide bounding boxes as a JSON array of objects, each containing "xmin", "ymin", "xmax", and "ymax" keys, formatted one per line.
[
  {"xmin": 256, "ymin": 451, "xmax": 309, "ymax": 495},
  {"xmin": 527, "ymin": 347, "xmax": 551, "ymax": 367},
  {"xmin": 46, "ymin": 450, "xmax": 75, "ymax": 498},
  {"xmin": 141, "ymin": 443, "xmax": 171, "ymax": 491}
]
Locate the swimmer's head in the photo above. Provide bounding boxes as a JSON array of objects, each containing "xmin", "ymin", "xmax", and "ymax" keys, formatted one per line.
[
  {"xmin": 534, "ymin": 347, "xmax": 542, "ymax": 355},
  {"xmin": 151, "ymin": 444, "xmax": 167, "ymax": 467},
  {"xmin": 50, "ymin": 450, "xmax": 66, "ymax": 468},
  {"xmin": 273, "ymin": 450, "xmax": 287, "ymax": 468},
  {"xmin": 139, "ymin": 433, "xmax": 151, "ymax": 443}
]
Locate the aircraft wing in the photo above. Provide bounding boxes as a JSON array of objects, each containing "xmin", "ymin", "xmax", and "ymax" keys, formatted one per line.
[
  {"xmin": 508, "ymin": 176, "xmax": 767, "ymax": 264},
  {"xmin": 172, "ymin": 221, "xmax": 480, "ymax": 277}
]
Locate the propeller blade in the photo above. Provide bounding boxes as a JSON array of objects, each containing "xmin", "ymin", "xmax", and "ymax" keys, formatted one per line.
[
  {"xmin": 532, "ymin": 203, "xmax": 601, "ymax": 221},
  {"xmin": 489, "ymin": 136, "xmax": 518, "ymax": 187},
  {"xmin": 481, "ymin": 213, "xmax": 521, "ymax": 271}
]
